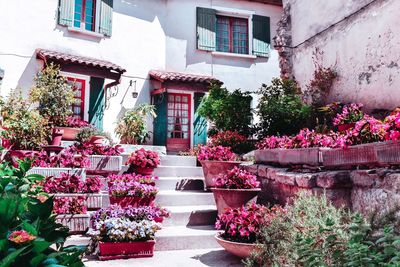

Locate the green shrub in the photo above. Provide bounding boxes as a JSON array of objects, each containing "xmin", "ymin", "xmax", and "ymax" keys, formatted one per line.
[
  {"xmin": 197, "ymin": 83, "xmax": 253, "ymax": 137},
  {"xmin": 257, "ymin": 78, "xmax": 311, "ymax": 137}
]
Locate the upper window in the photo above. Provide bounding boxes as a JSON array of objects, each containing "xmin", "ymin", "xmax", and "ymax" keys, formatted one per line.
[
  {"xmin": 74, "ymin": 0, "xmax": 96, "ymax": 31},
  {"xmin": 216, "ymin": 16, "xmax": 248, "ymax": 55}
]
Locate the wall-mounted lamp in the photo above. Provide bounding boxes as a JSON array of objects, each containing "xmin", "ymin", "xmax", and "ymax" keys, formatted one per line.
[
  {"xmin": 0, "ymin": 68, "xmax": 4, "ymax": 88},
  {"xmin": 131, "ymin": 80, "xmax": 138, "ymax": 98}
]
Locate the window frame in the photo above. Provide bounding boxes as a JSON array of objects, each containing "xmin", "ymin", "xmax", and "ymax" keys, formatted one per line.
[
  {"xmin": 73, "ymin": 0, "xmax": 99, "ymax": 33},
  {"xmin": 216, "ymin": 15, "xmax": 249, "ymax": 55},
  {"xmin": 61, "ymin": 72, "xmax": 90, "ymax": 121}
]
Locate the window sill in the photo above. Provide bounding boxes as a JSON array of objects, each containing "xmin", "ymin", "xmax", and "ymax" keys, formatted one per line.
[
  {"xmin": 211, "ymin": 51, "xmax": 257, "ymax": 59},
  {"xmin": 67, "ymin": 27, "xmax": 104, "ymax": 38}
]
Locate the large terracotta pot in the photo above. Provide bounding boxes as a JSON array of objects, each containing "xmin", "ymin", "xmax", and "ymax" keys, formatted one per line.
[
  {"xmin": 211, "ymin": 188, "xmax": 261, "ymax": 214},
  {"xmin": 200, "ymin": 160, "xmax": 241, "ymax": 189},
  {"xmin": 56, "ymin": 127, "xmax": 80, "ymax": 141},
  {"xmin": 90, "ymin": 135, "xmax": 105, "ymax": 145},
  {"xmin": 51, "ymin": 128, "xmax": 64, "ymax": 146},
  {"xmin": 99, "ymin": 240, "xmax": 155, "ymax": 260},
  {"xmin": 215, "ymin": 234, "xmax": 257, "ymax": 259}
]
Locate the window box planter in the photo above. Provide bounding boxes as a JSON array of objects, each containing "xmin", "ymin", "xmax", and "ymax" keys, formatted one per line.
[
  {"xmin": 214, "ymin": 233, "xmax": 257, "ymax": 259},
  {"xmin": 54, "ymin": 193, "xmax": 103, "ymax": 210},
  {"xmin": 375, "ymin": 141, "xmax": 400, "ymax": 165},
  {"xmin": 98, "ymin": 240, "xmax": 155, "ymax": 260},
  {"xmin": 56, "ymin": 214, "xmax": 90, "ymax": 234},
  {"xmin": 254, "ymin": 149, "xmax": 279, "ymax": 164},
  {"xmin": 87, "ymin": 155, "xmax": 122, "ymax": 175},
  {"xmin": 109, "ymin": 196, "xmax": 155, "ymax": 208},
  {"xmin": 211, "ymin": 188, "xmax": 260, "ymax": 215},
  {"xmin": 27, "ymin": 167, "xmax": 86, "ymax": 179},
  {"xmin": 278, "ymin": 147, "xmax": 320, "ymax": 166},
  {"xmin": 129, "ymin": 166, "xmax": 155, "ymax": 176},
  {"xmin": 199, "ymin": 160, "xmax": 242, "ymax": 189},
  {"xmin": 55, "ymin": 126, "xmax": 80, "ymax": 141},
  {"xmin": 321, "ymin": 143, "xmax": 378, "ymax": 168}
]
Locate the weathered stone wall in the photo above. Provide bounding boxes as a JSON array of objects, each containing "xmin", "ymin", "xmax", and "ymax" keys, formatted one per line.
[{"xmin": 276, "ymin": 0, "xmax": 400, "ymax": 111}]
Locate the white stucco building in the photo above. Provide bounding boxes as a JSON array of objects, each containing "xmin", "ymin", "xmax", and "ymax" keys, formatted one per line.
[{"xmin": 0, "ymin": 0, "xmax": 282, "ymax": 152}]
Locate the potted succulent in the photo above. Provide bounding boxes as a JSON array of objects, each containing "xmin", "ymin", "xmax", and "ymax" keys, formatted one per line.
[
  {"xmin": 215, "ymin": 203, "xmax": 271, "ymax": 258},
  {"xmin": 197, "ymin": 145, "xmax": 240, "ymax": 189},
  {"xmin": 109, "ymin": 180, "xmax": 158, "ymax": 207},
  {"xmin": 212, "ymin": 167, "xmax": 261, "ymax": 214},
  {"xmin": 89, "ymin": 205, "xmax": 162, "ymax": 260},
  {"xmin": 53, "ymin": 196, "xmax": 90, "ymax": 233},
  {"xmin": 126, "ymin": 148, "xmax": 160, "ymax": 175}
]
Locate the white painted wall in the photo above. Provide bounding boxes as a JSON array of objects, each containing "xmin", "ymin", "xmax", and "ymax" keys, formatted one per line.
[
  {"xmin": 0, "ymin": 0, "xmax": 282, "ymax": 142},
  {"xmin": 285, "ymin": 0, "xmax": 400, "ymax": 111}
]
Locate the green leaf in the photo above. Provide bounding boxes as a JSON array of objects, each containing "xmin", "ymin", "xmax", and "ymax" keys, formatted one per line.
[
  {"xmin": 22, "ymin": 220, "xmax": 38, "ymax": 236},
  {"xmin": 0, "ymin": 246, "xmax": 29, "ymax": 267},
  {"xmin": 30, "ymin": 254, "xmax": 47, "ymax": 267},
  {"xmin": 32, "ymin": 240, "xmax": 52, "ymax": 253}
]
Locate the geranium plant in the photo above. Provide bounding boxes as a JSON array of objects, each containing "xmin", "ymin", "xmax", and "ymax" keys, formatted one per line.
[
  {"xmin": 109, "ymin": 181, "xmax": 158, "ymax": 198},
  {"xmin": 333, "ymin": 103, "xmax": 364, "ymax": 126},
  {"xmin": 108, "ymin": 173, "xmax": 158, "ymax": 186},
  {"xmin": 126, "ymin": 148, "xmax": 160, "ymax": 168},
  {"xmin": 53, "ymin": 196, "xmax": 87, "ymax": 214},
  {"xmin": 197, "ymin": 145, "xmax": 237, "ymax": 161},
  {"xmin": 210, "ymin": 131, "xmax": 255, "ymax": 154},
  {"xmin": 213, "ymin": 166, "xmax": 260, "ymax": 189},
  {"xmin": 71, "ymin": 142, "xmax": 124, "ymax": 156},
  {"xmin": 83, "ymin": 176, "xmax": 102, "ymax": 193},
  {"xmin": 32, "ymin": 148, "xmax": 91, "ymax": 168},
  {"xmin": 44, "ymin": 173, "xmax": 84, "ymax": 193},
  {"xmin": 65, "ymin": 116, "xmax": 90, "ymax": 128}
]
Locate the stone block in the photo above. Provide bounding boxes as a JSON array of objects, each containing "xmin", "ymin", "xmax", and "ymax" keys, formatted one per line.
[
  {"xmin": 316, "ymin": 171, "xmax": 351, "ymax": 188},
  {"xmin": 274, "ymin": 171, "xmax": 296, "ymax": 186},
  {"xmin": 351, "ymin": 170, "xmax": 380, "ymax": 188},
  {"xmin": 258, "ymin": 165, "xmax": 269, "ymax": 177},
  {"xmin": 312, "ymin": 188, "xmax": 352, "ymax": 209},
  {"xmin": 295, "ymin": 173, "xmax": 317, "ymax": 188}
]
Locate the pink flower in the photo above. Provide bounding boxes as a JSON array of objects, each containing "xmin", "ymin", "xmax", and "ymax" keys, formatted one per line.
[
  {"xmin": 213, "ymin": 167, "xmax": 259, "ymax": 189},
  {"xmin": 8, "ymin": 230, "xmax": 36, "ymax": 244},
  {"xmin": 126, "ymin": 148, "xmax": 160, "ymax": 168},
  {"xmin": 197, "ymin": 145, "xmax": 236, "ymax": 161}
]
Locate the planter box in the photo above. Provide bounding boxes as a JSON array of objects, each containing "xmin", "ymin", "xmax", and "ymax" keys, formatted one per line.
[
  {"xmin": 109, "ymin": 196, "xmax": 155, "ymax": 207},
  {"xmin": 56, "ymin": 214, "xmax": 89, "ymax": 234},
  {"xmin": 254, "ymin": 149, "xmax": 279, "ymax": 164},
  {"xmin": 321, "ymin": 143, "xmax": 377, "ymax": 167},
  {"xmin": 200, "ymin": 160, "xmax": 242, "ymax": 189},
  {"xmin": 375, "ymin": 141, "xmax": 400, "ymax": 165},
  {"xmin": 87, "ymin": 155, "xmax": 122, "ymax": 175},
  {"xmin": 215, "ymin": 234, "xmax": 257, "ymax": 259},
  {"xmin": 54, "ymin": 193, "xmax": 102, "ymax": 210},
  {"xmin": 27, "ymin": 167, "xmax": 86, "ymax": 179},
  {"xmin": 211, "ymin": 188, "xmax": 260, "ymax": 215},
  {"xmin": 278, "ymin": 148, "xmax": 320, "ymax": 166},
  {"xmin": 98, "ymin": 240, "xmax": 155, "ymax": 260}
]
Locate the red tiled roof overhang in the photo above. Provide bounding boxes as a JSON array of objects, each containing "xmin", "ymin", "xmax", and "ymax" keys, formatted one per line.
[{"xmin": 149, "ymin": 70, "xmax": 221, "ymax": 84}]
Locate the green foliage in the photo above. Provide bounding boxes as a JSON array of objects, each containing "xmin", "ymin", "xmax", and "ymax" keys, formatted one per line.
[
  {"xmin": 257, "ymin": 78, "xmax": 312, "ymax": 137},
  {"xmin": 115, "ymin": 104, "xmax": 156, "ymax": 144},
  {"xmin": 77, "ymin": 125, "xmax": 113, "ymax": 145},
  {"xmin": 0, "ymin": 157, "xmax": 85, "ymax": 267},
  {"xmin": 0, "ymin": 92, "xmax": 50, "ymax": 150},
  {"xmin": 197, "ymin": 83, "xmax": 253, "ymax": 137},
  {"xmin": 29, "ymin": 63, "xmax": 76, "ymax": 126}
]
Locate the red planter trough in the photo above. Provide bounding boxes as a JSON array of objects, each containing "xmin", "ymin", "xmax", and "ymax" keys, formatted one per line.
[
  {"xmin": 278, "ymin": 147, "xmax": 320, "ymax": 166},
  {"xmin": 321, "ymin": 143, "xmax": 377, "ymax": 168},
  {"xmin": 132, "ymin": 167, "xmax": 155, "ymax": 176},
  {"xmin": 374, "ymin": 141, "xmax": 400, "ymax": 165},
  {"xmin": 211, "ymin": 188, "xmax": 261, "ymax": 215},
  {"xmin": 254, "ymin": 149, "xmax": 280, "ymax": 164},
  {"xmin": 200, "ymin": 160, "xmax": 242, "ymax": 189},
  {"xmin": 98, "ymin": 240, "xmax": 156, "ymax": 260},
  {"xmin": 109, "ymin": 196, "xmax": 155, "ymax": 207},
  {"xmin": 56, "ymin": 127, "xmax": 80, "ymax": 141}
]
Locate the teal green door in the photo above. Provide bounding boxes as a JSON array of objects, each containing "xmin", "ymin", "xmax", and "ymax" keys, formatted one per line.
[
  {"xmin": 89, "ymin": 77, "xmax": 105, "ymax": 130},
  {"xmin": 153, "ymin": 93, "xmax": 167, "ymax": 146},
  {"xmin": 193, "ymin": 92, "xmax": 207, "ymax": 146}
]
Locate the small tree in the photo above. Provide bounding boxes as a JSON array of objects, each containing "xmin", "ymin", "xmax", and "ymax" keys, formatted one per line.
[
  {"xmin": 29, "ymin": 63, "xmax": 76, "ymax": 126},
  {"xmin": 197, "ymin": 83, "xmax": 253, "ymax": 137}
]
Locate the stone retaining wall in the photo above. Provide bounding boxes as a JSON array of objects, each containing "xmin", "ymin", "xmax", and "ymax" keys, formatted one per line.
[{"xmin": 245, "ymin": 164, "xmax": 400, "ymax": 216}]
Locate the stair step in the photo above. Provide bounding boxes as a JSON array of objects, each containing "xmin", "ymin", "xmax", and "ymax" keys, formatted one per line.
[
  {"xmin": 155, "ymin": 225, "xmax": 219, "ymax": 251},
  {"xmin": 156, "ymin": 177, "xmax": 205, "ymax": 190},
  {"xmin": 160, "ymin": 155, "xmax": 197, "ymax": 167},
  {"xmin": 156, "ymin": 191, "xmax": 215, "ymax": 206},
  {"xmin": 154, "ymin": 166, "xmax": 204, "ymax": 177},
  {"xmin": 163, "ymin": 205, "xmax": 217, "ymax": 226}
]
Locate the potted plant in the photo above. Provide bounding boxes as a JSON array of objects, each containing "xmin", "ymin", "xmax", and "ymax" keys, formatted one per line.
[
  {"xmin": 197, "ymin": 145, "xmax": 240, "ymax": 189},
  {"xmin": 89, "ymin": 205, "xmax": 162, "ymax": 260},
  {"xmin": 126, "ymin": 148, "xmax": 160, "ymax": 175},
  {"xmin": 58, "ymin": 116, "xmax": 91, "ymax": 141},
  {"xmin": 115, "ymin": 104, "xmax": 156, "ymax": 144},
  {"xmin": 77, "ymin": 125, "xmax": 111, "ymax": 145},
  {"xmin": 212, "ymin": 167, "xmax": 261, "ymax": 214},
  {"xmin": 333, "ymin": 103, "xmax": 364, "ymax": 132},
  {"xmin": 215, "ymin": 203, "xmax": 270, "ymax": 258},
  {"xmin": 109, "ymin": 180, "xmax": 158, "ymax": 207},
  {"xmin": 107, "ymin": 173, "xmax": 157, "ymax": 188},
  {"xmin": 53, "ymin": 196, "xmax": 90, "ymax": 233}
]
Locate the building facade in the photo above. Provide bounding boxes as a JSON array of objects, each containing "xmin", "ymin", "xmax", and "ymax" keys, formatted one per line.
[{"xmin": 0, "ymin": 0, "xmax": 282, "ymax": 152}]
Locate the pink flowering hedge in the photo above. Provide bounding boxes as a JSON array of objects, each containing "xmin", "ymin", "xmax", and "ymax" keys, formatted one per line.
[
  {"xmin": 213, "ymin": 166, "xmax": 260, "ymax": 189},
  {"xmin": 44, "ymin": 173, "xmax": 101, "ymax": 193},
  {"xmin": 197, "ymin": 145, "xmax": 237, "ymax": 161},
  {"xmin": 126, "ymin": 148, "xmax": 160, "ymax": 168}
]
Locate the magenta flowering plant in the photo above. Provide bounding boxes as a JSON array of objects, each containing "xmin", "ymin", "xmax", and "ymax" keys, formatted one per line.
[
  {"xmin": 109, "ymin": 180, "xmax": 158, "ymax": 198},
  {"xmin": 44, "ymin": 173, "xmax": 84, "ymax": 193},
  {"xmin": 65, "ymin": 116, "xmax": 90, "ymax": 128},
  {"xmin": 126, "ymin": 148, "xmax": 160, "ymax": 168},
  {"xmin": 82, "ymin": 176, "xmax": 102, "ymax": 193},
  {"xmin": 53, "ymin": 196, "xmax": 87, "ymax": 214},
  {"xmin": 32, "ymin": 148, "xmax": 91, "ymax": 168},
  {"xmin": 197, "ymin": 145, "xmax": 237, "ymax": 161},
  {"xmin": 108, "ymin": 173, "xmax": 158, "ymax": 185},
  {"xmin": 214, "ymin": 166, "xmax": 260, "ymax": 189},
  {"xmin": 333, "ymin": 103, "xmax": 364, "ymax": 126},
  {"xmin": 70, "ymin": 142, "xmax": 124, "ymax": 156}
]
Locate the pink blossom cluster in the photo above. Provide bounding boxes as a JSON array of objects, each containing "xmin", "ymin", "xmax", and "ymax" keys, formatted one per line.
[
  {"xmin": 210, "ymin": 131, "xmax": 247, "ymax": 147},
  {"xmin": 53, "ymin": 196, "xmax": 87, "ymax": 214},
  {"xmin": 214, "ymin": 166, "xmax": 260, "ymax": 189},
  {"xmin": 65, "ymin": 116, "xmax": 90, "ymax": 128},
  {"xmin": 8, "ymin": 230, "xmax": 36, "ymax": 244},
  {"xmin": 32, "ymin": 148, "xmax": 91, "ymax": 168},
  {"xmin": 333, "ymin": 103, "xmax": 364, "ymax": 126},
  {"xmin": 126, "ymin": 148, "xmax": 160, "ymax": 168},
  {"xmin": 197, "ymin": 145, "xmax": 237, "ymax": 161},
  {"xmin": 44, "ymin": 173, "xmax": 101, "ymax": 193},
  {"xmin": 108, "ymin": 173, "xmax": 158, "ymax": 186},
  {"xmin": 109, "ymin": 180, "xmax": 158, "ymax": 198},
  {"xmin": 70, "ymin": 142, "xmax": 124, "ymax": 156}
]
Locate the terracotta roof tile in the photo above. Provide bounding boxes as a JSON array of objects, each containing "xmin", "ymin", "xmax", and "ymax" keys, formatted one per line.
[
  {"xmin": 149, "ymin": 70, "xmax": 221, "ymax": 84},
  {"xmin": 36, "ymin": 48, "xmax": 126, "ymax": 73}
]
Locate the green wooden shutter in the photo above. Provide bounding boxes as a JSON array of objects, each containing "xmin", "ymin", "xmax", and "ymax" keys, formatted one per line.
[
  {"xmin": 99, "ymin": 0, "xmax": 113, "ymax": 36},
  {"xmin": 252, "ymin": 15, "xmax": 271, "ymax": 57},
  {"xmin": 89, "ymin": 77, "xmax": 105, "ymax": 130},
  {"xmin": 58, "ymin": 0, "xmax": 74, "ymax": 27},
  {"xmin": 153, "ymin": 93, "xmax": 167, "ymax": 146},
  {"xmin": 193, "ymin": 93, "xmax": 207, "ymax": 146},
  {"xmin": 196, "ymin": 7, "xmax": 216, "ymax": 51}
]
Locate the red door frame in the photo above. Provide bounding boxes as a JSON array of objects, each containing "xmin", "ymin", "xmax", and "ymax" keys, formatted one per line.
[
  {"xmin": 67, "ymin": 77, "xmax": 86, "ymax": 119},
  {"xmin": 166, "ymin": 93, "xmax": 191, "ymax": 152}
]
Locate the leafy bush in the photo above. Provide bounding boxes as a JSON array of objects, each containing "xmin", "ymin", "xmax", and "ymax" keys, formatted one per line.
[
  {"xmin": 115, "ymin": 104, "xmax": 156, "ymax": 144},
  {"xmin": 209, "ymin": 131, "xmax": 255, "ymax": 154},
  {"xmin": 29, "ymin": 63, "xmax": 76, "ymax": 126},
  {"xmin": 257, "ymin": 78, "xmax": 311, "ymax": 137},
  {"xmin": 197, "ymin": 83, "xmax": 253, "ymax": 136}
]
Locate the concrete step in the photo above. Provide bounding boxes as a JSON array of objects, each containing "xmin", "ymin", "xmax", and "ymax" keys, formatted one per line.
[
  {"xmin": 160, "ymin": 155, "xmax": 197, "ymax": 167},
  {"xmin": 156, "ymin": 191, "xmax": 215, "ymax": 206},
  {"xmin": 155, "ymin": 225, "xmax": 219, "ymax": 251},
  {"xmin": 154, "ymin": 166, "xmax": 204, "ymax": 177},
  {"xmin": 155, "ymin": 177, "xmax": 205, "ymax": 191},
  {"xmin": 163, "ymin": 205, "xmax": 217, "ymax": 226}
]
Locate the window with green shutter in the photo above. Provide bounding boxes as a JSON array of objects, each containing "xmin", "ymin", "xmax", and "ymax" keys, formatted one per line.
[
  {"xmin": 252, "ymin": 15, "xmax": 271, "ymax": 57},
  {"xmin": 196, "ymin": 7, "xmax": 217, "ymax": 51}
]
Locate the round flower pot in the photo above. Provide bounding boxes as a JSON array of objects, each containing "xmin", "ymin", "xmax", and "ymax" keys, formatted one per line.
[
  {"xmin": 90, "ymin": 135, "xmax": 106, "ymax": 145},
  {"xmin": 51, "ymin": 128, "xmax": 64, "ymax": 146},
  {"xmin": 215, "ymin": 233, "xmax": 257, "ymax": 259},
  {"xmin": 200, "ymin": 160, "xmax": 242, "ymax": 189},
  {"xmin": 338, "ymin": 123, "xmax": 355, "ymax": 132},
  {"xmin": 99, "ymin": 240, "xmax": 155, "ymax": 260},
  {"xmin": 132, "ymin": 166, "xmax": 155, "ymax": 176},
  {"xmin": 109, "ymin": 196, "xmax": 155, "ymax": 207},
  {"xmin": 211, "ymin": 188, "xmax": 261, "ymax": 215},
  {"xmin": 56, "ymin": 126, "xmax": 80, "ymax": 141}
]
